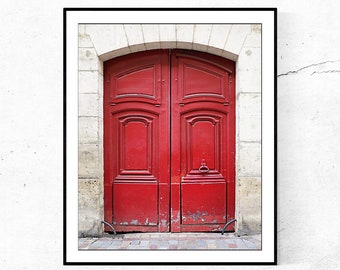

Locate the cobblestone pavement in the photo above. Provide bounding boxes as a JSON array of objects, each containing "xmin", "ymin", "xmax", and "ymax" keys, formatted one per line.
[{"xmin": 79, "ymin": 233, "xmax": 261, "ymax": 250}]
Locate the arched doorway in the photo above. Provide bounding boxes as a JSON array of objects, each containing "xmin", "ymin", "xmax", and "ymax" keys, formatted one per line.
[{"xmin": 104, "ymin": 49, "xmax": 235, "ymax": 233}]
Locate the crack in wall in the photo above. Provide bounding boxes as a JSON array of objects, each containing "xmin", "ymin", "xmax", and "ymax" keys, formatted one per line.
[
  {"xmin": 278, "ymin": 60, "xmax": 340, "ymax": 77},
  {"xmin": 311, "ymin": 70, "xmax": 340, "ymax": 75}
]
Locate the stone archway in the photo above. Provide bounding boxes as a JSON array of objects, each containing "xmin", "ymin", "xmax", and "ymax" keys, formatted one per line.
[{"xmin": 78, "ymin": 23, "xmax": 262, "ymax": 236}]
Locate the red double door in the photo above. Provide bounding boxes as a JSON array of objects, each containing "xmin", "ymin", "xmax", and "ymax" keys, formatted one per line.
[{"xmin": 104, "ymin": 49, "xmax": 235, "ymax": 233}]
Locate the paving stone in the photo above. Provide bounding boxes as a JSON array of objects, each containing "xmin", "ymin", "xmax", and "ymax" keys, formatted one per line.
[
  {"xmin": 169, "ymin": 240, "xmax": 178, "ymax": 245},
  {"xmin": 178, "ymin": 240, "xmax": 189, "ymax": 249},
  {"xmin": 158, "ymin": 240, "xmax": 170, "ymax": 250},
  {"xmin": 196, "ymin": 239, "xmax": 207, "ymax": 248},
  {"xmin": 243, "ymin": 235, "xmax": 261, "ymax": 245},
  {"xmin": 100, "ymin": 237, "xmax": 112, "ymax": 241},
  {"xmin": 187, "ymin": 240, "xmax": 197, "ymax": 249},
  {"xmin": 107, "ymin": 240, "xmax": 122, "ymax": 249},
  {"xmin": 159, "ymin": 240, "xmax": 169, "ymax": 248},
  {"xmin": 130, "ymin": 239, "xmax": 140, "ymax": 245},
  {"xmin": 78, "ymin": 238, "xmax": 89, "ymax": 244},
  {"xmin": 216, "ymin": 240, "xmax": 228, "ymax": 249},
  {"xmin": 78, "ymin": 238, "xmax": 96, "ymax": 246},
  {"xmin": 121, "ymin": 240, "xmax": 131, "ymax": 248},
  {"xmin": 140, "ymin": 240, "xmax": 149, "ymax": 247},
  {"xmin": 78, "ymin": 241, "xmax": 93, "ymax": 249},
  {"xmin": 78, "ymin": 233, "xmax": 261, "ymax": 250},
  {"xmin": 206, "ymin": 239, "xmax": 216, "ymax": 244},
  {"xmin": 150, "ymin": 239, "xmax": 159, "ymax": 246},
  {"xmin": 242, "ymin": 239, "xmax": 258, "ymax": 249},
  {"xmin": 89, "ymin": 240, "xmax": 112, "ymax": 249},
  {"xmin": 207, "ymin": 243, "xmax": 218, "ymax": 249},
  {"xmin": 234, "ymin": 239, "xmax": 248, "ymax": 249}
]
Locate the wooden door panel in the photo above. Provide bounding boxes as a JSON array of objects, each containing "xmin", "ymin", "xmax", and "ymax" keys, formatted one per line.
[
  {"xmin": 111, "ymin": 111, "xmax": 159, "ymax": 228},
  {"xmin": 181, "ymin": 111, "xmax": 227, "ymax": 179},
  {"xmin": 180, "ymin": 110, "xmax": 230, "ymax": 226},
  {"xmin": 104, "ymin": 50, "xmax": 170, "ymax": 232},
  {"xmin": 189, "ymin": 116, "xmax": 217, "ymax": 171},
  {"xmin": 108, "ymin": 53, "xmax": 162, "ymax": 105},
  {"xmin": 176, "ymin": 52, "xmax": 232, "ymax": 105},
  {"xmin": 171, "ymin": 50, "xmax": 235, "ymax": 232},
  {"xmin": 110, "ymin": 110, "xmax": 161, "ymax": 232},
  {"xmin": 181, "ymin": 182, "xmax": 226, "ymax": 224},
  {"xmin": 114, "ymin": 112, "xmax": 158, "ymax": 180},
  {"xmin": 113, "ymin": 183, "xmax": 158, "ymax": 229},
  {"xmin": 115, "ymin": 67, "xmax": 156, "ymax": 97},
  {"xmin": 178, "ymin": 109, "xmax": 230, "ymax": 230}
]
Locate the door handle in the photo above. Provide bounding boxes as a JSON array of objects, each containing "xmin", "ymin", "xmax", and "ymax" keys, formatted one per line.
[{"xmin": 198, "ymin": 159, "xmax": 209, "ymax": 174}]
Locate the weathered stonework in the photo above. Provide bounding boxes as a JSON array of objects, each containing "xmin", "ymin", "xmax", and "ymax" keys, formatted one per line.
[
  {"xmin": 78, "ymin": 179, "xmax": 103, "ymax": 237},
  {"xmin": 78, "ymin": 24, "xmax": 262, "ymax": 236},
  {"xmin": 237, "ymin": 177, "xmax": 262, "ymax": 234}
]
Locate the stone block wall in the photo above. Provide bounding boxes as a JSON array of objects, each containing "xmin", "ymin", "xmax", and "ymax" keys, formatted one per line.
[
  {"xmin": 78, "ymin": 24, "xmax": 262, "ymax": 236},
  {"xmin": 78, "ymin": 27, "xmax": 104, "ymax": 236},
  {"xmin": 236, "ymin": 25, "xmax": 262, "ymax": 234}
]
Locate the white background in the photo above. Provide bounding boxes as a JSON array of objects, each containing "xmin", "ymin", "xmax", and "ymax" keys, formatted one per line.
[{"xmin": 1, "ymin": 0, "xmax": 340, "ymax": 269}]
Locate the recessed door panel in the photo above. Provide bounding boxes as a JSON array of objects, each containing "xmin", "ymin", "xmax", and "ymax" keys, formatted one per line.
[
  {"xmin": 109, "ymin": 53, "xmax": 162, "ymax": 105},
  {"xmin": 115, "ymin": 66, "xmax": 156, "ymax": 97},
  {"xmin": 122, "ymin": 119, "xmax": 149, "ymax": 171},
  {"xmin": 183, "ymin": 65, "xmax": 223, "ymax": 96},
  {"xmin": 181, "ymin": 182, "xmax": 226, "ymax": 225},
  {"xmin": 114, "ymin": 112, "xmax": 158, "ymax": 181},
  {"xmin": 191, "ymin": 118, "xmax": 216, "ymax": 170},
  {"xmin": 182, "ymin": 112, "xmax": 226, "ymax": 177},
  {"xmin": 104, "ymin": 49, "xmax": 235, "ymax": 233},
  {"xmin": 176, "ymin": 53, "xmax": 232, "ymax": 105},
  {"xmin": 113, "ymin": 183, "xmax": 158, "ymax": 229}
]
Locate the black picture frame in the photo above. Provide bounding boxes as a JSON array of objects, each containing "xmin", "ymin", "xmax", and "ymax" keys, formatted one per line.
[{"xmin": 63, "ymin": 7, "xmax": 277, "ymax": 265}]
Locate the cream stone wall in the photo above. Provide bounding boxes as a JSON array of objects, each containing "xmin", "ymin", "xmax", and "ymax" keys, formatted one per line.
[{"xmin": 78, "ymin": 24, "xmax": 262, "ymax": 236}]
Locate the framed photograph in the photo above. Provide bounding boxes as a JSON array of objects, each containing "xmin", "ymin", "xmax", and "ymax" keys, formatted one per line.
[{"xmin": 64, "ymin": 8, "xmax": 277, "ymax": 265}]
